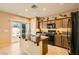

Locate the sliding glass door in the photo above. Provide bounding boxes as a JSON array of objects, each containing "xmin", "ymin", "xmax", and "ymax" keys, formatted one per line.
[{"xmin": 11, "ymin": 21, "xmax": 26, "ymax": 43}]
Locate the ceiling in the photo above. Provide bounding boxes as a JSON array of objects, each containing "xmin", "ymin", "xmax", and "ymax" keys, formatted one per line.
[{"xmin": 0, "ymin": 3, "xmax": 78, "ymax": 17}]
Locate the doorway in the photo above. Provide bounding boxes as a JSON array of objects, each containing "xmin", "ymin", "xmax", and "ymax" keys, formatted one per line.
[{"xmin": 11, "ymin": 21, "xmax": 26, "ymax": 43}]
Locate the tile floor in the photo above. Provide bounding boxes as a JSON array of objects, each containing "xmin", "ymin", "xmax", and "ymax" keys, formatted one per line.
[
  {"xmin": 47, "ymin": 45, "xmax": 68, "ymax": 55},
  {"xmin": 0, "ymin": 42, "xmax": 27, "ymax": 55},
  {"xmin": 0, "ymin": 42, "xmax": 68, "ymax": 55}
]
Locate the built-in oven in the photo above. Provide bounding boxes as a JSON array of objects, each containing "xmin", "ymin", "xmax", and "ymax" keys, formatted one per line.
[{"xmin": 47, "ymin": 23, "xmax": 56, "ymax": 45}]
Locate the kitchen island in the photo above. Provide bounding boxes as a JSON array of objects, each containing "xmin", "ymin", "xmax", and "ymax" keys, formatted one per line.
[{"xmin": 20, "ymin": 35, "xmax": 48, "ymax": 55}]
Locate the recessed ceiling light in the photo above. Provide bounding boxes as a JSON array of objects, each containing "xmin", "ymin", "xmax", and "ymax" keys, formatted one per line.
[
  {"xmin": 43, "ymin": 8, "xmax": 46, "ymax": 11},
  {"xmin": 25, "ymin": 9, "xmax": 28, "ymax": 11}
]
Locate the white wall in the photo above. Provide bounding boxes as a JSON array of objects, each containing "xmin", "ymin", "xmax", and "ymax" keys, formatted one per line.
[{"xmin": 30, "ymin": 17, "xmax": 36, "ymax": 35}]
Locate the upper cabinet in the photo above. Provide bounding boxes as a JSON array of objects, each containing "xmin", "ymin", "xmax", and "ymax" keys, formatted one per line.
[
  {"xmin": 55, "ymin": 18, "xmax": 69, "ymax": 28},
  {"xmin": 55, "ymin": 20, "xmax": 63, "ymax": 28},
  {"xmin": 62, "ymin": 19, "xmax": 68, "ymax": 28},
  {"xmin": 42, "ymin": 21, "xmax": 47, "ymax": 29}
]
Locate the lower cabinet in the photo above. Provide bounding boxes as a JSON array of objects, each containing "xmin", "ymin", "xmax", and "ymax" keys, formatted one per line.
[
  {"xmin": 62, "ymin": 36, "xmax": 68, "ymax": 49},
  {"xmin": 42, "ymin": 39, "xmax": 48, "ymax": 55},
  {"xmin": 54, "ymin": 34, "xmax": 62, "ymax": 47},
  {"xmin": 55, "ymin": 34, "xmax": 68, "ymax": 49}
]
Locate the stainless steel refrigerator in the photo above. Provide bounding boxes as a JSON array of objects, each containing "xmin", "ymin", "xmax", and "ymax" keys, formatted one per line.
[{"xmin": 70, "ymin": 11, "xmax": 79, "ymax": 55}]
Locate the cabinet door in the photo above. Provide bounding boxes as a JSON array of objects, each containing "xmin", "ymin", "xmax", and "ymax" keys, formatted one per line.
[
  {"xmin": 55, "ymin": 20, "xmax": 62, "ymax": 28},
  {"xmin": 62, "ymin": 36, "xmax": 68, "ymax": 48},
  {"xmin": 62, "ymin": 19, "xmax": 68, "ymax": 28},
  {"xmin": 42, "ymin": 22, "xmax": 47, "ymax": 29},
  {"xmin": 42, "ymin": 39, "xmax": 48, "ymax": 55},
  {"xmin": 55, "ymin": 34, "xmax": 62, "ymax": 46}
]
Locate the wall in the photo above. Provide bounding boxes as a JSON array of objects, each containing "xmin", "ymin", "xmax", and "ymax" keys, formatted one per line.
[
  {"xmin": 0, "ymin": 11, "xmax": 29, "ymax": 48},
  {"xmin": 30, "ymin": 17, "xmax": 37, "ymax": 41},
  {"xmin": 30, "ymin": 17, "xmax": 37, "ymax": 35}
]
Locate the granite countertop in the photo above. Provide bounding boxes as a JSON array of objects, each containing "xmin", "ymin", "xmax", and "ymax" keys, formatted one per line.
[
  {"xmin": 61, "ymin": 34, "xmax": 71, "ymax": 37},
  {"xmin": 40, "ymin": 36, "xmax": 48, "ymax": 40},
  {"xmin": 28, "ymin": 34, "xmax": 48, "ymax": 43}
]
